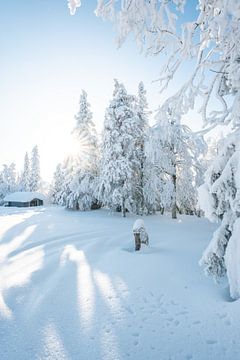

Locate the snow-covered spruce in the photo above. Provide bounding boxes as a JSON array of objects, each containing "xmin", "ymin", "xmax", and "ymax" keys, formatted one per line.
[
  {"xmin": 98, "ymin": 80, "xmax": 144, "ymax": 217},
  {"xmin": 50, "ymin": 163, "xmax": 67, "ymax": 205},
  {"xmin": 20, "ymin": 152, "xmax": 30, "ymax": 192},
  {"xmin": 132, "ymin": 81, "xmax": 150, "ymax": 215},
  {"xmin": 29, "ymin": 145, "xmax": 41, "ymax": 192},
  {"xmin": 65, "ymin": 90, "xmax": 99, "ymax": 211},
  {"xmin": 0, "ymin": 163, "xmax": 18, "ymax": 204}
]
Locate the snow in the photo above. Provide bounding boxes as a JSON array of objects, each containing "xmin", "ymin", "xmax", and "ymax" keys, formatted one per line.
[
  {"xmin": 132, "ymin": 219, "xmax": 145, "ymax": 233},
  {"xmin": 68, "ymin": 0, "xmax": 81, "ymax": 15},
  {"xmin": 225, "ymin": 218, "xmax": 240, "ymax": 300},
  {"xmin": 0, "ymin": 205, "xmax": 239, "ymax": 359},
  {"xmin": 4, "ymin": 191, "xmax": 45, "ymax": 203}
]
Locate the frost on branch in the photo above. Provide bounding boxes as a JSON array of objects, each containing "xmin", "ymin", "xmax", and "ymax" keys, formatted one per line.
[
  {"xmin": 68, "ymin": 0, "xmax": 81, "ymax": 15},
  {"xmin": 199, "ymin": 130, "xmax": 240, "ymax": 299}
]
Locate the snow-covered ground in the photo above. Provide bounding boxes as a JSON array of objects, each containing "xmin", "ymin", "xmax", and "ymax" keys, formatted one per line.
[{"xmin": 0, "ymin": 206, "xmax": 239, "ymax": 360}]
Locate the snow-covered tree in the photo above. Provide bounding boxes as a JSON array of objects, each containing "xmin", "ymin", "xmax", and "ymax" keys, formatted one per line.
[
  {"xmin": 0, "ymin": 163, "xmax": 18, "ymax": 203},
  {"xmin": 132, "ymin": 81, "xmax": 149, "ymax": 215},
  {"xmin": 71, "ymin": 1, "xmax": 240, "ymax": 296},
  {"xmin": 50, "ymin": 163, "xmax": 66, "ymax": 205},
  {"xmin": 148, "ymin": 101, "xmax": 206, "ymax": 218},
  {"xmin": 20, "ymin": 152, "xmax": 30, "ymax": 191},
  {"xmin": 99, "ymin": 80, "xmax": 142, "ymax": 217},
  {"xmin": 143, "ymin": 131, "xmax": 172, "ymax": 215},
  {"xmin": 66, "ymin": 90, "xmax": 99, "ymax": 210},
  {"xmin": 29, "ymin": 146, "xmax": 41, "ymax": 192},
  {"xmin": 199, "ymin": 130, "xmax": 240, "ymax": 299}
]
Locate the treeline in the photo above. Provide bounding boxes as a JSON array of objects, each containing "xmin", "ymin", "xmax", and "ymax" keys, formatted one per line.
[
  {"xmin": 0, "ymin": 145, "xmax": 41, "ymax": 203},
  {"xmin": 50, "ymin": 80, "xmax": 206, "ymax": 218}
]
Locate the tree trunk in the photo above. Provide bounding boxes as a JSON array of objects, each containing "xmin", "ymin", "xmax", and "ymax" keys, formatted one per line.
[
  {"xmin": 122, "ymin": 197, "xmax": 126, "ymax": 217},
  {"xmin": 172, "ymin": 172, "xmax": 177, "ymax": 219},
  {"xmin": 134, "ymin": 233, "xmax": 141, "ymax": 251}
]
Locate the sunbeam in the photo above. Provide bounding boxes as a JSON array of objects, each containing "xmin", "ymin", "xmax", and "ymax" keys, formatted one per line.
[{"xmin": 60, "ymin": 245, "xmax": 95, "ymax": 331}]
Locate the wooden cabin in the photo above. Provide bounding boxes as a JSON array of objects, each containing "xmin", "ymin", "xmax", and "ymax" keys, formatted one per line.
[{"xmin": 4, "ymin": 192, "xmax": 45, "ymax": 207}]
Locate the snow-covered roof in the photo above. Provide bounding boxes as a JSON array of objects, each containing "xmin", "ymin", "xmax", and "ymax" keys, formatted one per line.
[{"xmin": 4, "ymin": 192, "xmax": 45, "ymax": 203}]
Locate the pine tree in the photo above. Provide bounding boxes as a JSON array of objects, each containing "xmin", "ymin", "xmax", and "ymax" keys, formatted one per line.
[
  {"xmin": 20, "ymin": 152, "xmax": 30, "ymax": 191},
  {"xmin": 50, "ymin": 163, "xmax": 65, "ymax": 204},
  {"xmin": 66, "ymin": 90, "xmax": 99, "ymax": 210},
  {"xmin": 133, "ymin": 81, "xmax": 149, "ymax": 215},
  {"xmin": 0, "ymin": 163, "xmax": 18, "ymax": 203},
  {"xmin": 29, "ymin": 146, "xmax": 41, "ymax": 192},
  {"xmin": 99, "ymin": 79, "xmax": 141, "ymax": 217}
]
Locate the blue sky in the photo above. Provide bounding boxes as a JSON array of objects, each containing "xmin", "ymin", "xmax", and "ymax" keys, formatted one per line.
[{"xmin": 0, "ymin": 0, "xmax": 199, "ymax": 181}]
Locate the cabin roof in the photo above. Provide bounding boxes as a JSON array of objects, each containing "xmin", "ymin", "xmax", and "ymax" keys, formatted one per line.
[{"xmin": 4, "ymin": 191, "xmax": 45, "ymax": 203}]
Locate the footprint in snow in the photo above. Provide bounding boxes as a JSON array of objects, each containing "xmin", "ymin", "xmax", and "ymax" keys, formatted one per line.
[
  {"xmin": 206, "ymin": 339, "xmax": 217, "ymax": 345},
  {"xmin": 193, "ymin": 320, "xmax": 201, "ymax": 325},
  {"xmin": 216, "ymin": 312, "xmax": 227, "ymax": 319},
  {"xmin": 176, "ymin": 311, "xmax": 188, "ymax": 316},
  {"xmin": 132, "ymin": 332, "xmax": 139, "ymax": 337},
  {"xmin": 224, "ymin": 319, "xmax": 231, "ymax": 326},
  {"xmin": 124, "ymin": 305, "xmax": 134, "ymax": 314}
]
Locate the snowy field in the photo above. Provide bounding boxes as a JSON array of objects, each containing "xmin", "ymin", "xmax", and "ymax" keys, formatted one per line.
[{"xmin": 0, "ymin": 206, "xmax": 239, "ymax": 360}]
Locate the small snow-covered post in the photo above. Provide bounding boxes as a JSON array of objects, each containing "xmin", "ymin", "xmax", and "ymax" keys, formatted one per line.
[{"xmin": 133, "ymin": 219, "xmax": 149, "ymax": 251}]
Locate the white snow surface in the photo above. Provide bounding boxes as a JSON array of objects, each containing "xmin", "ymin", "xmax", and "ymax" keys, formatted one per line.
[
  {"xmin": 132, "ymin": 219, "xmax": 146, "ymax": 232},
  {"xmin": 0, "ymin": 206, "xmax": 239, "ymax": 360},
  {"xmin": 4, "ymin": 191, "xmax": 45, "ymax": 203},
  {"xmin": 225, "ymin": 218, "xmax": 240, "ymax": 300}
]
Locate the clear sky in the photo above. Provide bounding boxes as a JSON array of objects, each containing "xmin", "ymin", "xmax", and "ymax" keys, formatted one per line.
[{"xmin": 0, "ymin": 0, "xmax": 200, "ymax": 182}]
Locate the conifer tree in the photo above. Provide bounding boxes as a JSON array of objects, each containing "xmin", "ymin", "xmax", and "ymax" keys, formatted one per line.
[
  {"xmin": 133, "ymin": 81, "xmax": 149, "ymax": 215},
  {"xmin": 20, "ymin": 152, "xmax": 30, "ymax": 191},
  {"xmin": 29, "ymin": 145, "xmax": 41, "ymax": 192},
  {"xmin": 66, "ymin": 90, "xmax": 99, "ymax": 210},
  {"xmin": 99, "ymin": 79, "xmax": 141, "ymax": 217}
]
